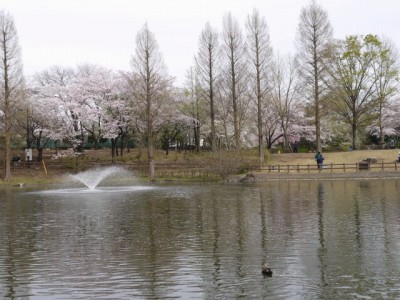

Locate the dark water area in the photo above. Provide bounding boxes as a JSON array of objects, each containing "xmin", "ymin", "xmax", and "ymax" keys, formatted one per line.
[{"xmin": 1, "ymin": 179, "xmax": 400, "ymax": 299}]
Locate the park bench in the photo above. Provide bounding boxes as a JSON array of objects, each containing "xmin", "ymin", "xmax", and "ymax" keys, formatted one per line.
[{"xmin": 358, "ymin": 157, "xmax": 377, "ymax": 170}]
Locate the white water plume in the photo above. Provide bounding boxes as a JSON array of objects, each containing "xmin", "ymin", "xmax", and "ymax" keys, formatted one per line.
[{"xmin": 69, "ymin": 166, "xmax": 131, "ymax": 190}]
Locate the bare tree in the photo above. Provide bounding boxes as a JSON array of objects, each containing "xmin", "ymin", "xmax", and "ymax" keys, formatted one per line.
[
  {"xmin": 0, "ymin": 11, "xmax": 24, "ymax": 181},
  {"xmin": 246, "ymin": 8, "xmax": 273, "ymax": 165},
  {"xmin": 215, "ymin": 82, "xmax": 233, "ymax": 149},
  {"xmin": 296, "ymin": 0, "xmax": 333, "ymax": 152},
  {"xmin": 271, "ymin": 55, "xmax": 301, "ymax": 148},
  {"xmin": 196, "ymin": 22, "xmax": 219, "ymax": 152},
  {"xmin": 221, "ymin": 12, "xmax": 248, "ymax": 150},
  {"xmin": 183, "ymin": 65, "xmax": 208, "ymax": 153},
  {"xmin": 263, "ymin": 104, "xmax": 281, "ymax": 149},
  {"xmin": 130, "ymin": 23, "xmax": 173, "ymax": 180}
]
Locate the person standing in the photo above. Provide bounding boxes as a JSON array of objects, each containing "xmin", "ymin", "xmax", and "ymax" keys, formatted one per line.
[
  {"xmin": 315, "ymin": 152, "xmax": 324, "ymax": 169},
  {"xmin": 293, "ymin": 141, "xmax": 298, "ymax": 153}
]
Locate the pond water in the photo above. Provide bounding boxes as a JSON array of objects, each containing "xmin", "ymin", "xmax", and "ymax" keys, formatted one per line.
[{"xmin": 1, "ymin": 179, "xmax": 400, "ymax": 299}]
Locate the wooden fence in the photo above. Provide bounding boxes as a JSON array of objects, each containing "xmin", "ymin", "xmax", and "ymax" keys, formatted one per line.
[
  {"xmin": 5, "ymin": 159, "xmax": 400, "ymax": 178},
  {"xmin": 258, "ymin": 162, "xmax": 400, "ymax": 174}
]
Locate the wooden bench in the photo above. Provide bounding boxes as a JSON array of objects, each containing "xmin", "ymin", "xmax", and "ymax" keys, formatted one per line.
[
  {"xmin": 358, "ymin": 158, "xmax": 377, "ymax": 170},
  {"xmin": 358, "ymin": 162, "xmax": 370, "ymax": 170}
]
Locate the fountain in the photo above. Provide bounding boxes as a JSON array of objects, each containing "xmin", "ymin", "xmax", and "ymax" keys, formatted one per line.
[
  {"xmin": 32, "ymin": 166, "xmax": 153, "ymax": 195},
  {"xmin": 70, "ymin": 166, "xmax": 129, "ymax": 190}
]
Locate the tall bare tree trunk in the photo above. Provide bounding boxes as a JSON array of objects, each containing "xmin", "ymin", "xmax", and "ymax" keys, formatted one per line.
[
  {"xmin": 246, "ymin": 9, "xmax": 272, "ymax": 166},
  {"xmin": 197, "ymin": 23, "xmax": 219, "ymax": 152},
  {"xmin": 352, "ymin": 122, "xmax": 357, "ymax": 150},
  {"xmin": 379, "ymin": 103, "xmax": 384, "ymax": 145},
  {"xmin": 131, "ymin": 24, "xmax": 171, "ymax": 180},
  {"xmin": 2, "ymin": 24, "xmax": 11, "ymax": 180},
  {"xmin": 314, "ymin": 49, "xmax": 321, "ymax": 152},
  {"xmin": 296, "ymin": 1, "xmax": 333, "ymax": 153},
  {"xmin": 1, "ymin": 11, "xmax": 24, "ymax": 181},
  {"xmin": 148, "ymin": 135, "xmax": 155, "ymax": 179},
  {"xmin": 222, "ymin": 13, "xmax": 247, "ymax": 151}
]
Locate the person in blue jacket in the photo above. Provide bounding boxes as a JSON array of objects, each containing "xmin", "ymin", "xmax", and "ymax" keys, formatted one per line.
[{"xmin": 315, "ymin": 152, "xmax": 324, "ymax": 169}]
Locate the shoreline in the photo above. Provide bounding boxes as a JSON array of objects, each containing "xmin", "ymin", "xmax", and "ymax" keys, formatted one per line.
[
  {"xmin": 2, "ymin": 168, "xmax": 400, "ymax": 187},
  {"xmin": 233, "ymin": 171, "xmax": 400, "ymax": 183}
]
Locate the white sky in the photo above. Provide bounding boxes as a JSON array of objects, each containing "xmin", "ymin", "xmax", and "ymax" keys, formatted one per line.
[{"xmin": 2, "ymin": 0, "xmax": 400, "ymax": 85}]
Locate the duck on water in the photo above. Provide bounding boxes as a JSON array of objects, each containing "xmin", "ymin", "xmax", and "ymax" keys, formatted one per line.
[{"xmin": 261, "ymin": 263, "xmax": 273, "ymax": 276}]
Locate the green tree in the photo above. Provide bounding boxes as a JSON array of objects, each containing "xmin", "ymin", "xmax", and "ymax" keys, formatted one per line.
[{"xmin": 327, "ymin": 35, "xmax": 385, "ymax": 149}]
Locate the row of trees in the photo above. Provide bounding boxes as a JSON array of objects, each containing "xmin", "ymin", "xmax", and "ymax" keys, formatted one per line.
[
  {"xmin": 188, "ymin": 1, "xmax": 399, "ymax": 163},
  {"xmin": 29, "ymin": 25, "xmax": 194, "ymax": 180},
  {"xmin": 1, "ymin": 1, "xmax": 400, "ymax": 180},
  {"xmin": 1, "ymin": 13, "xmax": 190, "ymax": 180}
]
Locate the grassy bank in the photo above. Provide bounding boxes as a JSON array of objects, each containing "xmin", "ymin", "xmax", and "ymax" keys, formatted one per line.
[
  {"xmin": 268, "ymin": 149, "xmax": 399, "ymax": 165},
  {"xmin": 1, "ymin": 148, "xmax": 399, "ymax": 185}
]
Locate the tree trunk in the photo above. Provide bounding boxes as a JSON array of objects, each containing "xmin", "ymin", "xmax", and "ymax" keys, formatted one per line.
[
  {"xmin": 3, "ymin": 44, "xmax": 11, "ymax": 181},
  {"xmin": 256, "ymin": 51, "xmax": 264, "ymax": 166},
  {"xmin": 148, "ymin": 135, "xmax": 155, "ymax": 180},
  {"xmin": 4, "ymin": 132, "xmax": 11, "ymax": 181},
  {"xmin": 120, "ymin": 134, "xmax": 124, "ymax": 156},
  {"xmin": 194, "ymin": 124, "xmax": 200, "ymax": 153},
  {"xmin": 210, "ymin": 79, "xmax": 217, "ymax": 152},
  {"xmin": 37, "ymin": 148, "xmax": 43, "ymax": 162},
  {"xmin": 111, "ymin": 137, "xmax": 118, "ymax": 163},
  {"xmin": 352, "ymin": 122, "xmax": 357, "ymax": 150},
  {"xmin": 230, "ymin": 50, "xmax": 240, "ymax": 150},
  {"xmin": 378, "ymin": 103, "xmax": 384, "ymax": 145},
  {"xmin": 283, "ymin": 127, "xmax": 289, "ymax": 149},
  {"xmin": 314, "ymin": 46, "xmax": 321, "ymax": 153}
]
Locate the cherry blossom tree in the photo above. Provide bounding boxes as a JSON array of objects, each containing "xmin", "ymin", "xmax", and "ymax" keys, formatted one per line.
[
  {"xmin": 25, "ymin": 87, "xmax": 55, "ymax": 161},
  {"xmin": 158, "ymin": 110, "xmax": 197, "ymax": 155},
  {"xmin": 33, "ymin": 66, "xmax": 83, "ymax": 150},
  {"xmin": 33, "ymin": 64, "xmax": 130, "ymax": 160},
  {"xmin": 74, "ymin": 64, "xmax": 127, "ymax": 152},
  {"xmin": 102, "ymin": 83, "xmax": 132, "ymax": 160},
  {"xmin": 370, "ymin": 38, "xmax": 399, "ymax": 145},
  {"xmin": 366, "ymin": 96, "xmax": 400, "ymax": 142}
]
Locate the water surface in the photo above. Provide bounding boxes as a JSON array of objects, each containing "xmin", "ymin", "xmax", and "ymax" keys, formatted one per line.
[{"xmin": 1, "ymin": 180, "xmax": 400, "ymax": 299}]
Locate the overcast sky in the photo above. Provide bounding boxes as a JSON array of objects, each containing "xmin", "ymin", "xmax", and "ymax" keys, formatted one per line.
[{"xmin": 2, "ymin": 0, "xmax": 400, "ymax": 85}]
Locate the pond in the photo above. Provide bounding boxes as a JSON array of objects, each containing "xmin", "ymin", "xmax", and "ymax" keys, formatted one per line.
[{"xmin": 1, "ymin": 179, "xmax": 400, "ymax": 299}]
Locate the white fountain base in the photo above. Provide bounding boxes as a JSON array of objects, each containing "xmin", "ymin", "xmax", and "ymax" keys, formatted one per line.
[{"xmin": 38, "ymin": 185, "xmax": 154, "ymax": 195}]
